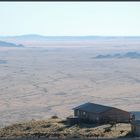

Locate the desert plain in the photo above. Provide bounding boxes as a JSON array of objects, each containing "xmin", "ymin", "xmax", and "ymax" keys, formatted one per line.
[{"xmin": 0, "ymin": 45, "xmax": 140, "ymax": 127}]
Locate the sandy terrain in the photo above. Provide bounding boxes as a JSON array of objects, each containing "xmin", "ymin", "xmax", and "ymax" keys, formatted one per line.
[{"xmin": 0, "ymin": 46, "xmax": 140, "ymax": 127}]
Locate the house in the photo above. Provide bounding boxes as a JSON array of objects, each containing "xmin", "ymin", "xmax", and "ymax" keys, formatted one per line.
[
  {"xmin": 131, "ymin": 120, "xmax": 140, "ymax": 137},
  {"xmin": 73, "ymin": 102, "xmax": 130, "ymax": 123}
]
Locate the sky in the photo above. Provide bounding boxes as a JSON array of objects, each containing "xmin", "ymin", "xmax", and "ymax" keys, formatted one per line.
[{"xmin": 0, "ymin": 2, "xmax": 140, "ymax": 36}]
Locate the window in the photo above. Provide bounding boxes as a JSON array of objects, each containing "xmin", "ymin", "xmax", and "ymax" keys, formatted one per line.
[
  {"xmin": 96, "ymin": 116, "xmax": 99, "ymax": 120},
  {"xmin": 77, "ymin": 110, "xmax": 79, "ymax": 115},
  {"xmin": 83, "ymin": 112, "xmax": 86, "ymax": 115}
]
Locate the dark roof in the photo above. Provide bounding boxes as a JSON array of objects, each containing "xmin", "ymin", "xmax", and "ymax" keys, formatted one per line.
[{"xmin": 73, "ymin": 102, "xmax": 113, "ymax": 114}]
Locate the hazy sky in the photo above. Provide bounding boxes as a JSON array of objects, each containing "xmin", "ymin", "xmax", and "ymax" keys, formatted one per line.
[{"xmin": 0, "ymin": 2, "xmax": 140, "ymax": 36}]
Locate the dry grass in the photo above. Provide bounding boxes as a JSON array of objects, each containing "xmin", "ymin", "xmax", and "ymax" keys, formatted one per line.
[{"xmin": 0, "ymin": 117, "xmax": 132, "ymax": 139}]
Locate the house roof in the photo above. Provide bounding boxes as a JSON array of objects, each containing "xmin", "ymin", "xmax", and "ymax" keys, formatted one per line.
[{"xmin": 73, "ymin": 102, "xmax": 113, "ymax": 114}]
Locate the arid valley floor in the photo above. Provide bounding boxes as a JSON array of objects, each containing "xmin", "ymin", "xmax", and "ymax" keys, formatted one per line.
[{"xmin": 0, "ymin": 46, "xmax": 140, "ymax": 127}]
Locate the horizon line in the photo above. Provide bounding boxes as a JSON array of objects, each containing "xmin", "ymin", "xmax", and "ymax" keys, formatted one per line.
[{"xmin": 1, "ymin": 34, "xmax": 140, "ymax": 37}]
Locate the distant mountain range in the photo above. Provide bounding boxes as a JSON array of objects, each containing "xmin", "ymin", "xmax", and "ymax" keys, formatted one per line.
[
  {"xmin": 1, "ymin": 34, "xmax": 140, "ymax": 41},
  {"xmin": 0, "ymin": 40, "xmax": 24, "ymax": 48},
  {"xmin": 94, "ymin": 52, "xmax": 140, "ymax": 59},
  {"xmin": 0, "ymin": 34, "xmax": 140, "ymax": 47}
]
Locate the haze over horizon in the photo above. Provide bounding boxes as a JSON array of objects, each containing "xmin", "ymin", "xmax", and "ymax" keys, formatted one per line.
[
  {"xmin": 1, "ymin": 34, "xmax": 140, "ymax": 37},
  {"xmin": 0, "ymin": 2, "xmax": 140, "ymax": 36}
]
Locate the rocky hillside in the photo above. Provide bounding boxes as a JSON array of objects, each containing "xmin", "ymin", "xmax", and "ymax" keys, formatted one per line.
[
  {"xmin": 0, "ymin": 117, "xmax": 133, "ymax": 139},
  {"xmin": 94, "ymin": 52, "xmax": 140, "ymax": 59},
  {"xmin": 0, "ymin": 40, "xmax": 24, "ymax": 47}
]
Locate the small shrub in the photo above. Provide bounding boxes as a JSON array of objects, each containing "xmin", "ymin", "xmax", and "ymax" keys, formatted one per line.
[
  {"xmin": 23, "ymin": 126, "xmax": 31, "ymax": 131},
  {"xmin": 85, "ymin": 133, "xmax": 95, "ymax": 137},
  {"xmin": 41, "ymin": 124, "xmax": 51, "ymax": 128},
  {"xmin": 85, "ymin": 129, "xmax": 91, "ymax": 132},
  {"xmin": 104, "ymin": 127, "xmax": 111, "ymax": 132},
  {"xmin": 120, "ymin": 130, "xmax": 124, "ymax": 134},
  {"xmin": 51, "ymin": 115, "xmax": 58, "ymax": 119},
  {"xmin": 58, "ymin": 120, "xmax": 67, "ymax": 124},
  {"xmin": 94, "ymin": 133, "xmax": 99, "ymax": 137},
  {"xmin": 57, "ymin": 127, "xmax": 64, "ymax": 131}
]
